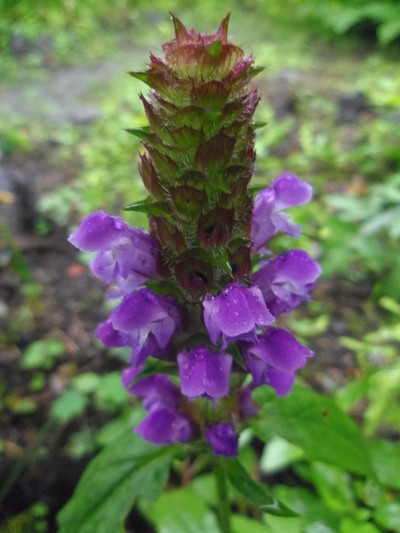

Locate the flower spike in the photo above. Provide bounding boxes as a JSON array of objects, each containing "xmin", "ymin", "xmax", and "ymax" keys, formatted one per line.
[{"xmin": 69, "ymin": 14, "xmax": 320, "ymax": 457}]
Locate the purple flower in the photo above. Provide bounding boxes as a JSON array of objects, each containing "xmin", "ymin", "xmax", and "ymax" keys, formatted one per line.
[
  {"xmin": 252, "ymin": 249, "xmax": 321, "ymax": 316},
  {"xmin": 251, "ymin": 174, "xmax": 313, "ymax": 251},
  {"xmin": 242, "ymin": 327, "xmax": 313, "ymax": 396},
  {"xmin": 122, "ymin": 369, "xmax": 193, "ymax": 445},
  {"xmin": 68, "ymin": 211, "xmax": 157, "ymax": 296},
  {"xmin": 203, "ymin": 282, "xmax": 274, "ymax": 348},
  {"xmin": 122, "ymin": 370, "xmax": 180, "ymax": 411},
  {"xmin": 205, "ymin": 423, "xmax": 238, "ymax": 456},
  {"xmin": 97, "ymin": 288, "xmax": 182, "ymax": 366},
  {"xmin": 136, "ymin": 407, "xmax": 193, "ymax": 445},
  {"xmin": 177, "ymin": 347, "xmax": 232, "ymax": 399},
  {"xmin": 239, "ymin": 385, "xmax": 259, "ymax": 419}
]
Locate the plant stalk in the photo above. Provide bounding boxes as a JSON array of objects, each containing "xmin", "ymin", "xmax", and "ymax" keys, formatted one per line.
[{"xmin": 214, "ymin": 456, "xmax": 231, "ymax": 533}]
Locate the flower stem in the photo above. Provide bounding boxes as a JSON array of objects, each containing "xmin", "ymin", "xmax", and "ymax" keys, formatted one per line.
[{"xmin": 214, "ymin": 456, "xmax": 232, "ymax": 533}]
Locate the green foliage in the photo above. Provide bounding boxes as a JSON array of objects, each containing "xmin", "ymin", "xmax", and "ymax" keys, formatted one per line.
[
  {"xmin": 21, "ymin": 338, "xmax": 64, "ymax": 370},
  {"xmin": 3, "ymin": 3, "xmax": 400, "ymax": 532},
  {"xmin": 0, "ymin": 502, "xmax": 49, "ymax": 533},
  {"xmin": 267, "ymin": 0, "xmax": 400, "ymax": 46},
  {"xmin": 57, "ymin": 431, "xmax": 176, "ymax": 533},
  {"xmin": 51, "ymin": 388, "xmax": 89, "ymax": 423},
  {"xmin": 252, "ymin": 385, "xmax": 375, "ymax": 478},
  {"xmin": 51, "ymin": 371, "xmax": 131, "ymax": 424},
  {"xmin": 224, "ymin": 458, "xmax": 296, "ymax": 516},
  {"xmin": 145, "ymin": 488, "xmax": 221, "ymax": 533}
]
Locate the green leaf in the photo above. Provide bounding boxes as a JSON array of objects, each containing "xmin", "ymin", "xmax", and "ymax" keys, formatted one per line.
[
  {"xmin": 232, "ymin": 514, "xmax": 273, "ymax": 532},
  {"xmin": 57, "ymin": 432, "xmax": 176, "ymax": 533},
  {"xmin": 309, "ymin": 462, "xmax": 353, "ymax": 513},
  {"xmin": 130, "ymin": 359, "xmax": 178, "ymax": 384},
  {"xmin": 224, "ymin": 458, "xmax": 297, "ymax": 517},
  {"xmin": 378, "ymin": 19, "xmax": 400, "ymax": 45},
  {"xmin": 73, "ymin": 373, "xmax": 101, "ymax": 394},
  {"xmin": 374, "ymin": 503, "xmax": 400, "ymax": 531},
  {"xmin": 22, "ymin": 339, "xmax": 64, "ymax": 370},
  {"xmin": 260, "ymin": 436, "xmax": 305, "ymax": 474},
  {"xmin": 251, "ymin": 385, "xmax": 376, "ymax": 478},
  {"xmin": 145, "ymin": 487, "xmax": 220, "ymax": 533},
  {"xmin": 51, "ymin": 388, "xmax": 88, "ymax": 422},
  {"xmin": 94, "ymin": 372, "xmax": 129, "ymax": 412},
  {"xmin": 95, "ymin": 408, "xmax": 145, "ymax": 448},
  {"xmin": 369, "ymin": 439, "xmax": 400, "ymax": 490}
]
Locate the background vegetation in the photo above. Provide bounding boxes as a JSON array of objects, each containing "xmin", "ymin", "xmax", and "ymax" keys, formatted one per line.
[{"xmin": 0, "ymin": 0, "xmax": 399, "ymax": 531}]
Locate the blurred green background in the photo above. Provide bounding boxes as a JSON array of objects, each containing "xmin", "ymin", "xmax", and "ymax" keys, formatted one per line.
[{"xmin": 0, "ymin": 0, "xmax": 400, "ymax": 532}]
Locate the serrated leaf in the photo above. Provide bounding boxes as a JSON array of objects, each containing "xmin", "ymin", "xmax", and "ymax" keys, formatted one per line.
[
  {"xmin": 251, "ymin": 385, "xmax": 376, "ymax": 479},
  {"xmin": 224, "ymin": 458, "xmax": 297, "ymax": 517},
  {"xmin": 57, "ymin": 432, "xmax": 176, "ymax": 533}
]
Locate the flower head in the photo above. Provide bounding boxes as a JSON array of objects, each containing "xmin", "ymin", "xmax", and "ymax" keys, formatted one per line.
[
  {"xmin": 97, "ymin": 288, "xmax": 182, "ymax": 366},
  {"xmin": 123, "ymin": 370, "xmax": 193, "ymax": 445},
  {"xmin": 252, "ymin": 249, "xmax": 321, "ymax": 316},
  {"xmin": 68, "ymin": 211, "xmax": 157, "ymax": 297},
  {"xmin": 242, "ymin": 327, "xmax": 313, "ymax": 396},
  {"xmin": 203, "ymin": 282, "xmax": 274, "ymax": 348},
  {"xmin": 251, "ymin": 174, "xmax": 313, "ymax": 251}
]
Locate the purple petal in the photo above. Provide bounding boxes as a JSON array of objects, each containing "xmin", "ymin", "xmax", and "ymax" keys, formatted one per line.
[
  {"xmin": 202, "ymin": 297, "xmax": 221, "ymax": 345},
  {"xmin": 111, "ymin": 290, "xmax": 166, "ymax": 332},
  {"xmin": 96, "ymin": 319, "xmax": 135, "ymax": 348},
  {"xmin": 251, "ymin": 190, "xmax": 275, "ymax": 250},
  {"xmin": 239, "ymin": 386, "xmax": 259, "ymax": 419},
  {"xmin": 270, "ymin": 212, "xmax": 301, "ymax": 238},
  {"xmin": 251, "ymin": 175, "xmax": 313, "ymax": 251},
  {"xmin": 69, "ymin": 211, "xmax": 157, "ymax": 295},
  {"xmin": 110, "ymin": 289, "xmax": 180, "ymax": 349},
  {"xmin": 205, "ymin": 423, "xmax": 238, "ymax": 457},
  {"xmin": 266, "ymin": 370, "xmax": 295, "ymax": 396},
  {"xmin": 253, "ymin": 250, "xmax": 321, "ymax": 316},
  {"xmin": 272, "ymin": 174, "xmax": 313, "ymax": 210},
  {"xmin": 127, "ymin": 373, "xmax": 180, "ymax": 410},
  {"xmin": 121, "ymin": 366, "xmax": 141, "ymax": 392},
  {"xmin": 248, "ymin": 328, "xmax": 313, "ymax": 372},
  {"xmin": 68, "ymin": 211, "xmax": 130, "ymax": 252},
  {"xmin": 90, "ymin": 250, "xmax": 118, "ymax": 284},
  {"xmin": 243, "ymin": 328, "xmax": 313, "ymax": 396},
  {"xmin": 135, "ymin": 407, "xmax": 193, "ymax": 444},
  {"xmin": 203, "ymin": 283, "xmax": 274, "ymax": 347},
  {"xmin": 177, "ymin": 347, "xmax": 232, "ymax": 399}
]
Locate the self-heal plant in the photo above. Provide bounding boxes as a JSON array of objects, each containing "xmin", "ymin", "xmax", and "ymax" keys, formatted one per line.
[{"xmin": 63, "ymin": 14, "xmax": 323, "ymax": 533}]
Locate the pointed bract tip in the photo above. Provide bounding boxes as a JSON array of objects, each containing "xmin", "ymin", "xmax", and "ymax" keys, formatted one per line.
[
  {"xmin": 218, "ymin": 13, "xmax": 231, "ymax": 43},
  {"xmin": 170, "ymin": 12, "xmax": 190, "ymax": 44}
]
